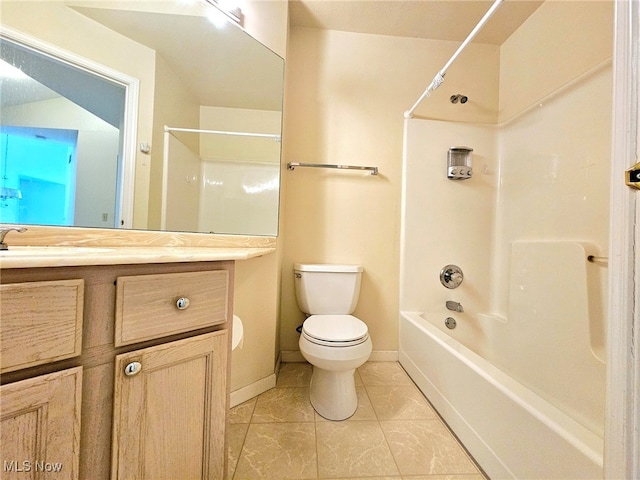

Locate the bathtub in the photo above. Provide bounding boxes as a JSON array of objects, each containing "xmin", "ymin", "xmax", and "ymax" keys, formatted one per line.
[{"xmin": 399, "ymin": 311, "xmax": 603, "ymax": 480}]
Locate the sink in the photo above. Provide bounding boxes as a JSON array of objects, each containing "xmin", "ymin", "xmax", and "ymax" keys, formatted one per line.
[{"xmin": 0, "ymin": 246, "xmax": 114, "ymax": 256}]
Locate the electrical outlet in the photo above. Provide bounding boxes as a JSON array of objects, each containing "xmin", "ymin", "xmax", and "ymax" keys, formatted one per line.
[{"xmin": 102, "ymin": 213, "xmax": 108, "ymax": 221}]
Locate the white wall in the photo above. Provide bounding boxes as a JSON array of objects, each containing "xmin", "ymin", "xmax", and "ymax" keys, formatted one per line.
[{"xmin": 198, "ymin": 106, "xmax": 281, "ymax": 236}]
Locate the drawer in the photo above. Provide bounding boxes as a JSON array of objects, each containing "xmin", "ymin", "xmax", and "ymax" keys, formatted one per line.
[
  {"xmin": 115, "ymin": 270, "xmax": 229, "ymax": 346},
  {"xmin": 0, "ymin": 279, "xmax": 84, "ymax": 373}
]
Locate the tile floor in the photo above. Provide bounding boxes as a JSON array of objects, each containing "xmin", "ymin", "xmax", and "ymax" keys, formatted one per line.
[{"xmin": 227, "ymin": 361, "xmax": 487, "ymax": 480}]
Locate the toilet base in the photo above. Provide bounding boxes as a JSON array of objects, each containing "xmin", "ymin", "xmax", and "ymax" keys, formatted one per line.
[{"xmin": 309, "ymin": 367, "xmax": 358, "ymax": 421}]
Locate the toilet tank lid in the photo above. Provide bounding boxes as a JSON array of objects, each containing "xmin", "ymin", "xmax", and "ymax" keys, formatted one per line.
[{"xmin": 294, "ymin": 263, "xmax": 363, "ymax": 273}]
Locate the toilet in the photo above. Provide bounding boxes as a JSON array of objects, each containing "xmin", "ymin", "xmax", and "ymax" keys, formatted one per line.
[{"xmin": 294, "ymin": 263, "xmax": 372, "ymax": 420}]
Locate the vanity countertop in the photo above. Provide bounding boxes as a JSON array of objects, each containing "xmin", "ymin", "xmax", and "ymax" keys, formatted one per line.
[{"xmin": 0, "ymin": 245, "xmax": 275, "ymax": 269}]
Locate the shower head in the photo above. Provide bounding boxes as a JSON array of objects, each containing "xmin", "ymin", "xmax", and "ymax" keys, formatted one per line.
[{"xmin": 450, "ymin": 94, "xmax": 468, "ymax": 104}]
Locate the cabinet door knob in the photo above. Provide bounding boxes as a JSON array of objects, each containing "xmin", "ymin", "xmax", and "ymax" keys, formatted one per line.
[
  {"xmin": 124, "ymin": 361, "xmax": 142, "ymax": 376},
  {"xmin": 176, "ymin": 297, "xmax": 190, "ymax": 310}
]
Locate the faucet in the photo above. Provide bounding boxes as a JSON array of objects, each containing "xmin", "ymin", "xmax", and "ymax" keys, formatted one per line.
[
  {"xmin": 440, "ymin": 264, "xmax": 464, "ymax": 289},
  {"xmin": 446, "ymin": 300, "xmax": 464, "ymax": 313},
  {"xmin": 0, "ymin": 226, "xmax": 27, "ymax": 250}
]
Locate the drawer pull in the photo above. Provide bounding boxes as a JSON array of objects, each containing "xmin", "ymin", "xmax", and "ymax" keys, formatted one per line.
[
  {"xmin": 124, "ymin": 362, "xmax": 142, "ymax": 376},
  {"xmin": 176, "ymin": 297, "xmax": 190, "ymax": 310}
]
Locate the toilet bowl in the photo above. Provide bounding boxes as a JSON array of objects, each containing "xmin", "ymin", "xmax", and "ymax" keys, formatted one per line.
[
  {"xmin": 294, "ymin": 264, "xmax": 372, "ymax": 421},
  {"xmin": 299, "ymin": 314, "xmax": 372, "ymax": 420}
]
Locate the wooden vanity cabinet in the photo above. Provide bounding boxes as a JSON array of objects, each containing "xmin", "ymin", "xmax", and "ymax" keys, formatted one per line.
[
  {"xmin": 111, "ymin": 331, "xmax": 227, "ymax": 480},
  {"xmin": 0, "ymin": 277, "xmax": 85, "ymax": 480},
  {"xmin": 0, "ymin": 367, "xmax": 83, "ymax": 480},
  {"xmin": 0, "ymin": 261, "xmax": 233, "ymax": 480}
]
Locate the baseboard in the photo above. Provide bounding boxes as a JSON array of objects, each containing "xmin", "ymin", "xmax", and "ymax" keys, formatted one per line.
[
  {"xmin": 280, "ymin": 350, "xmax": 399, "ymax": 363},
  {"xmin": 274, "ymin": 351, "xmax": 282, "ymax": 377},
  {"xmin": 280, "ymin": 350, "xmax": 306, "ymax": 363},
  {"xmin": 230, "ymin": 373, "xmax": 276, "ymax": 408},
  {"xmin": 369, "ymin": 350, "xmax": 399, "ymax": 362},
  {"xmin": 231, "ymin": 351, "xmax": 400, "ymax": 407}
]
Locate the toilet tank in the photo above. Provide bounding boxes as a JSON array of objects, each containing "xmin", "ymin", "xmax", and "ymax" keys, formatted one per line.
[{"xmin": 294, "ymin": 264, "xmax": 363, "ymax": 315}]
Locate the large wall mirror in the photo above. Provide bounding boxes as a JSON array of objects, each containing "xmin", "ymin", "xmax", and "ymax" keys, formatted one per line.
[{"xmin": 0, "ymin": 1, "xmax": 284, "ymax": 236}]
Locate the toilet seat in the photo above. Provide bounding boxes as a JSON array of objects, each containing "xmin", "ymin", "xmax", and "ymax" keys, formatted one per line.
[{"xmin": 301, "ymin": 315, "xmax": 369, "ymax": 347}]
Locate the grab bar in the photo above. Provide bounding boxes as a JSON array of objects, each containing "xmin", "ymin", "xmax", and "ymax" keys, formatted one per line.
[
  {"xmin": 287, "ymin": 162, "xmax": 379, "ymax": 175},
  {"xmin": 587, "ymin": 255, "xmax": 608, "ymax": 263}
]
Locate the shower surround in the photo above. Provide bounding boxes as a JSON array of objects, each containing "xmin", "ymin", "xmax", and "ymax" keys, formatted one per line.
[{"xmin": 399, "ymin": 62, "xmax": 611, "ymax": 479}]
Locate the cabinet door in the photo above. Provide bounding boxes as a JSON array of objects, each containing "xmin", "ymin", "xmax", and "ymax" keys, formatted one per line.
[
  {"xmin": 0, "ymin": 366, "xmax": 83, "ymax": 480},
  {"xmin": 111, "ymin": 331, "xmax": 228, "ymax": 480}
]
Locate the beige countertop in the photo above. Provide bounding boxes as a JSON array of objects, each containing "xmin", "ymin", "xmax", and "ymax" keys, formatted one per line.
[
  {"xmin": 0, "ymin": 226, "xmax": 277, "ymax": 268},
  {"xmin": 0, "ymin": 245, "xmax": 275, "ymax": 269}
]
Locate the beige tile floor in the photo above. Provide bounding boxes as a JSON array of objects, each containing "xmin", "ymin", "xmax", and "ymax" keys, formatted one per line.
[{"xmin": 228, "ymin": 361, "xmax": 487, "ymax": 480}]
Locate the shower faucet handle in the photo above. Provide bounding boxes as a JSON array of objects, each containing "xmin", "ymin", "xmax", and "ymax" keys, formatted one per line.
[{"xmin": 440, "ymin": 265, "xmax": 464, "ymax": 289}]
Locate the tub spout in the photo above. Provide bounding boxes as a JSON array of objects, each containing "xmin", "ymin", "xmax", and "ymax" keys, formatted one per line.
[{"xmin": 446, "ymin": 300, "xmax": 464, "ymax": 313}]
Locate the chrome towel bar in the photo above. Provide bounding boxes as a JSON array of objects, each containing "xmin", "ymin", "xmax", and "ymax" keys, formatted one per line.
[{"xmin": 287, "ymin": 162, "xmax": 378, "ymax": 175}]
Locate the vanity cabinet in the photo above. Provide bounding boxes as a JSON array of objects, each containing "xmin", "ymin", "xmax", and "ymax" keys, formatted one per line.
[
  {"xmin": 0, "ymin": 260, "xmax": 233, "ymax": 480},
  {"xmin": 0, "ymin": 367, "xmax": 83, "ymax": 479},
  {"xmin": 112, "ymin": 332, "xmax": 227, "ymax": 479}
]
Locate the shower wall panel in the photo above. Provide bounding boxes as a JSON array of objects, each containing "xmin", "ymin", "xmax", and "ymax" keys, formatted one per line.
[{"xmin": 401, "ymin": 62, "xmax": 611, "ymax": 437}]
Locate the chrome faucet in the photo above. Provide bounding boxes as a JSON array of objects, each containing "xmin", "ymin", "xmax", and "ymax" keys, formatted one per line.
[
  {"xmin": 440, "ymin": 264, "xmax": 464, "ymax": 289},
  {"xmin": 0, "ymin": 226, "xmax": 27, "ymax": 250},
  {"xmin": 446, "ymin": 300, "xmax": 464, "ymax": 313}
]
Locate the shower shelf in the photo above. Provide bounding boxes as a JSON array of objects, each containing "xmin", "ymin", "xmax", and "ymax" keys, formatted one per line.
[{"xmin": 287, "ymin": 162, "xmax": 379, "ymax": 176}]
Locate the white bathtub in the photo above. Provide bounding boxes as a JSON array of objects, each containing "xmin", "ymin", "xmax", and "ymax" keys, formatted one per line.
[{"xmin": 399, "ymin": 311, "xmax": 603, "ymax": 480}]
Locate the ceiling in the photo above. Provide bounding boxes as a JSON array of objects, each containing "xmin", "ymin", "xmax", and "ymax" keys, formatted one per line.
[
  {"xmin": 288, "ymin": 0, "xmax": 544, "ymax": 45},
  {"xmin": 1, "ymin": 0, "xmax": 542, "ymax": 111},
  {"xmin": 70, "ymin": 4, "xmax": 285, "ymax": 110}
]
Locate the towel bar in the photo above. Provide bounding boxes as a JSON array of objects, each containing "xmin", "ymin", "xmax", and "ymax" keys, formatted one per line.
[{"xmin": 287, "ymin": 162, "xmax": 378, "ymax": 175}]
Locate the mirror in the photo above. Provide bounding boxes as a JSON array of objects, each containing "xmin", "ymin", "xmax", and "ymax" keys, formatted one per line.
[{"xmin": 0, "ymin": 1, "xmax": 284, "ymax": 236}]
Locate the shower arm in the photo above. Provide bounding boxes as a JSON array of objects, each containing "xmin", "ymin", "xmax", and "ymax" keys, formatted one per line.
[{"xmin": 404, "ymin": 0, "xmax": 504, "ymax": 119}]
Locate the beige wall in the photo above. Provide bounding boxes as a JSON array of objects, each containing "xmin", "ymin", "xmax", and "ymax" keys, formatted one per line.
[
  {"xmin": 499, "ymin": 1, "xmax": 613, "ymax": 122},
  {"xmin": 232, "ymin": 253, "xmax": 281, "ymax": 391},
  {"xmin": 229, "ymin": 1, "xmax": 288, "ymax": 394},
  {"xmin": 280, "ymin": 28, "xmax": 500, "ymax": 356},
  {"xmin": 240, "ymin": 0, "xmax": 288, "ymax": 59}
]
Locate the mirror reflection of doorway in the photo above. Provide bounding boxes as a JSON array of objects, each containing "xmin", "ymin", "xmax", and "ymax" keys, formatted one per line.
[
  {"xmin": 0, "ymin": 127, "xmax": 77, "ymax": 225},
  {"xmin": 0, "ymin": 34, "xmax": 127, "ymax": 228}
]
